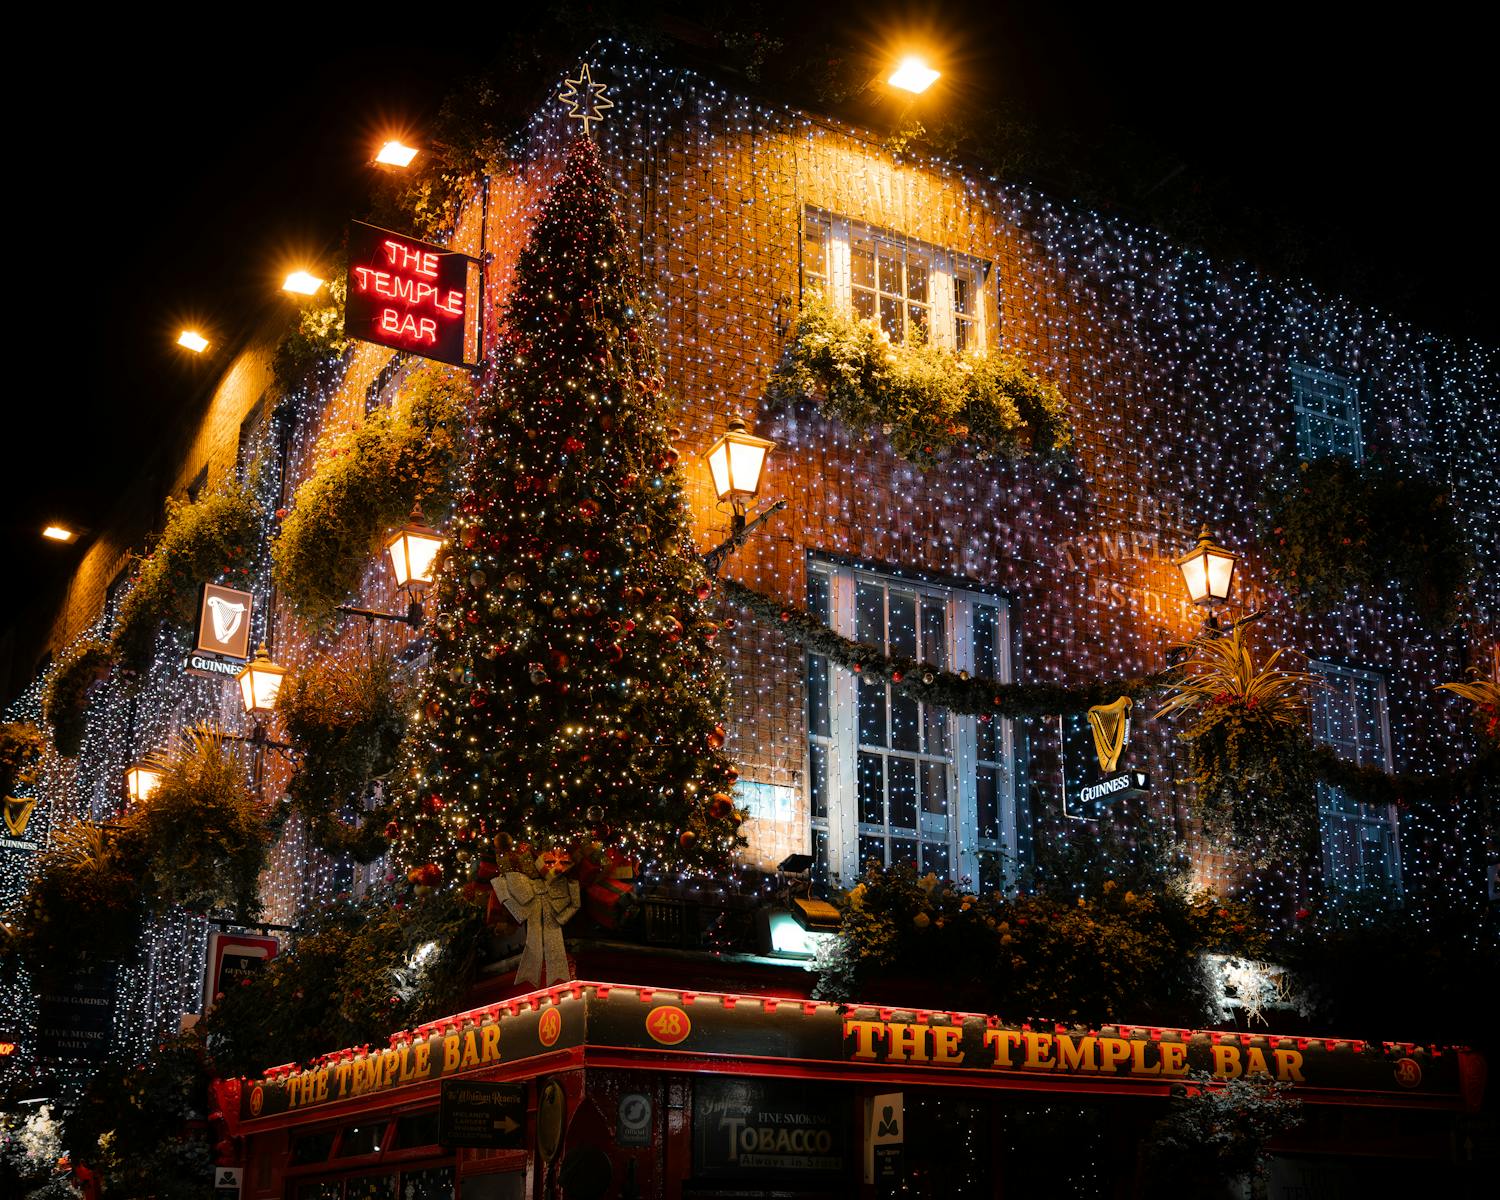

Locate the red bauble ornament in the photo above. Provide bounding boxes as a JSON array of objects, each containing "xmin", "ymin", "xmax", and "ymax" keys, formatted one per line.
[
  {"xmin": 470, "ymin": 691, "xmax": 489, "ymax": 708},
  {"xmin": 707, "ymin": 793, "xmax": 734, "ymax": 820},
  {"xmin": 562, "ymin": 435, "xmax": 585, "ymax": 453},
  {"xmin": 579, "ymin": 498, "xmax": 601, "ymax": 520},
  {"xmin": 706, "ymin": 724, "xmax": 727, "ymax": 750},
  {"xmin": 678, "ymin": 830, "xmax": 698, "ymax": 849},
  {"xmin": 695, "ymin": 581, "xmax": 713, "ymax": 601}
]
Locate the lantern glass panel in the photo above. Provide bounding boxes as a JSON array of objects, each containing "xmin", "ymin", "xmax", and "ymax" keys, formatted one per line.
[
  {"xmin": 726, "ymin": 438, "xmax": 768, "ymax": 498},
  {"xmin": 387, "ymin": 527, "xmax": 444, "ymax": 588},
  {"xmin": 706, "ymin": 441, "xmax": 732, "ymax": 500}
]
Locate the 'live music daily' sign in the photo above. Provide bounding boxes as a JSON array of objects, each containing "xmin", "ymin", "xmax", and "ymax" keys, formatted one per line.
[{"xmin": 346, "ymin": 221, "xmax": 474, "ymax": 366}]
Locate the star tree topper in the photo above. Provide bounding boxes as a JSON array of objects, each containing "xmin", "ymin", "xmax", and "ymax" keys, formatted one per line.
[{"xmin": 559, "ymin": 63, "xmax": 614, "ymax": 135}]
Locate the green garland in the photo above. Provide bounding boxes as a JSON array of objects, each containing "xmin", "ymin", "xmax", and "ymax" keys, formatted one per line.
[
  {"xmin": 1263, "ymin": 457, "xmax": 1470, "ymax": 628},
  {"xmin": 766, "ymin": 294, "xmax": 1072, "ymax": 468},
  {"xmin": 41, "ymin": 640, "xmax": 113, "ymax": 758},
  {"xmin": 276, "ymin": 650, "xmax": 411, "ymax": 862},
  {"xmin": 110, "ymin": 483, "xmax": 263, "ymax": 672},
  {"xmin": 272, "ymin": 362, "xmax": 468, "ymax": 621},
  {"xmin": 720, "ymin": 577, "xmax": 1157, "ymax": 716}
]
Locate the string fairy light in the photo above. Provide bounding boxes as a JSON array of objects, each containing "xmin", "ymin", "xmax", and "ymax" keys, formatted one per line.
[{"xmin": 1, "ymin": 38, "xmax": 1493, "ymax": 1087}]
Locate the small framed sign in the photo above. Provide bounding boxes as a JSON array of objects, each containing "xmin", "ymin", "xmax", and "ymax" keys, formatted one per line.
[{"xmin": 196, "ymin": 584, "xmax": 253, "ymax": 661}]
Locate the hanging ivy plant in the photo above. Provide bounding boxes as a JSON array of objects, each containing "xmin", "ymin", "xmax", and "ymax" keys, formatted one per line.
[
  {"xmin": 131, "ymin": 727, "xmax": 274, "ymax": 919},
  {"xmin": 1263, "ymin": 456, "xmax": 1469, "ymax": 628},
  {"xmin": 273, "ymin": 255, "xmax": 350, "ymax": 391},
  {"xmin": 767, "ymin": 294, "xmax": 1072, "ymax": 468},
  {"xmin": 41, "ymin": 639, "xmax": 114, "ymax": 758},
  {"xmin": 0, "ymin": 721, "xmax": 45, "ymax": 798},
  {"xmin": 272, "ymin": 362, "xmax": 469, "ymax": 621},
  {"xmin": 1156, "ymin": 625, "xmax": 1322, "ymax": 863},
  {"xmin": 9, "ymin": 820, "xmax": 146, "ymax": 976},
  {"xmin": 110, "ymin": 483, "xmax": 263, "ymax": 672},
  {"xmin": 277, "ymin": 650, "xmax": 411, "ymax": 862}
]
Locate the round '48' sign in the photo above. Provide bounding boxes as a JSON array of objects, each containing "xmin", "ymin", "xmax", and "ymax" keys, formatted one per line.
[{"xmin": 645, "ymin": 1005, "xmax": 691, "ymax": 1045}]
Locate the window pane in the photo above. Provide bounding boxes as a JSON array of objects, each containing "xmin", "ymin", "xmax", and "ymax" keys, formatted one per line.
[
  {"xmin": 858, "ymin": 678, "xmax": 887, "ymax": 746},
  {"xmin": 888, "ymin": 591, "xmax": 917, "ymax": 657},
  {"xmin": 890, "ymin": 838, "xmax": 918, "ymax": 869},
  {"xmin": 400, "ymin": 1168, "xmax": 455, "ymax": 1200},
  {"xmin": 921, "ymin": 601, "xmax": 947, "ymax": 666},
  {"xmin": 977, "ymin": 850, "xmax": 1003, "ymax": 893},
  {"xmin": 858, "ymin": 752, "xmax": 885, "ymax": 825},
  {"xmin": 345, "ymin": 1177, "xmax": 396, "ymax": 1200},
  {"xmin": 337, "ymin": 1124, "xmax": 386, "ymax": 1157},
  {"xmin": 907, "ymin": 254, "xmax": 929, "ymax": 302},
  {"xmin": 976, "ymin": 714, "xmax": 1001, "ymax": 763},
  {"xmin": 977, "ymin": 767, "xmax": 1000, "ymax": 840},
  {"xmin": 809, "ymin": 742, "xmax": 829, "ymax": 820},
  {"xmin": 922, "ymin": 761, "xmax": 949, "ymax": 816},
  {"xmin": 888, "ymin": 757, "xmax": 918, "ymax": 830},
  {"xmin": 856, "ymin": 582, "xmax": 884, "ymax": 645},
  {"xmin": 920, "ymin": 840, "xmax": 949, "ymax": 878},
  {"xmin": 803, "ymin": 215, "xmax": 829, "ymax": 279},
  {"xmin": 859, "ymin": 833, "xmax": 885, "ymax": 869},
  {"xmin": 395, "ymin": 1110, "xmax": 440, "ymax": 1150},
  {"xmin": 973, "ymin": 604, "xmax": 998, "ymax": 680},
  {"xmin": 807, "ymin": 654, "xmax": 831, "ymax": 738},
  {"xmin": 808, "ymin": 570, "xmax": 831, "ymax": 621},
  {"xmin": 851, "ymin": 235, "xmax": 876, "ymax": 289},
  {"xmin": 890, "ymin": 692, "xmax": 921, "ymax": 752},
  {"xmin": 813, "ymin": 828, "xmax": 831, "ymax": 884},
  {"xmin": 879, "ymin": 294, "xmax": 902, "ymax": 342},
  {"xmin": 953, "ymin": 274, "xmax": 973, "ymax": 316},
  {"xmin": 292, "ymin": 1132, "xmax": 336, "ymax": 1165},
  {"xmin": 852, "ymin": 289, "xmax": 877, "ymax": 321},
  {"xmin": 878, "ymin": 244, "xmax": 902, "ymax": 295}
]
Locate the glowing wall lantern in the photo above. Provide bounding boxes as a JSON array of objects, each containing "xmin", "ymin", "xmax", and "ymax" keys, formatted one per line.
[
  {"xmin": 237, "ymin": 643, "xmax": 287, "ymax": 714},
  {"xmin": 1175, "ymin": 526, "xmax": 1238, "ymax": 606},
  {"xmin": 124, "ymin": 761, "xmax": 164, "ymax": 805},
  {"xmin": 703, "ymin": 419, "xmax": 775, "ymax": 515},
  {"xmin": 375, "ymin": 140, "xmax": 418, "ymax": 168},
  {"xmin": 888, "ymin": 55, "xmax": 940, "ymax": 94},
  {"xmin": 385, "ymin": 506, "xmax": 446, "ymax": 589}
]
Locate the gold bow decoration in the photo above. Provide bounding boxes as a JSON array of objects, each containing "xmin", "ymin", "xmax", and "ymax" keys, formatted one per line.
[
  {"xmin": 491, "ymin": 871, "xmax": 581, "ymax": 987},
  {"xmin": 1086, "ymin": 697, "xmax": 1133, "ymax": 773}
]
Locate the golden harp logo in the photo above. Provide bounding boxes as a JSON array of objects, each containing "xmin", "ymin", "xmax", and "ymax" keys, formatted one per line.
[
  {"xmin": 3, "ymin": 797, "xmax": 36, "ymax": 838},
  {"xmin": 1086, "ymin": 697, "xmax": 1133, "ymax": 773}
]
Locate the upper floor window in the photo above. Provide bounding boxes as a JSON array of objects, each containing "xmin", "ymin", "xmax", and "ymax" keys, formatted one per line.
[
  {"xmin": 806, "ymin": 558, "xmax": 1016, "ymax": 893},
  {"xmin": 1308, "ymin": 660, "xmax": 1400, "ymax": 894},
  {"xmin": 802, "ymin": 210, "xmax": 988, "ymax": 353},
  {"xmin": 1291, "ymin": 364, "xmax": 1362, "ymax": 461}
]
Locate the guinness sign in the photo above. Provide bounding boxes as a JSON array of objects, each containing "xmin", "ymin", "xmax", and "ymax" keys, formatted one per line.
[
  {"xmin": 1062, "ymin": 697, "xmax": 1151, "ymax": 820},
  {"xmin": 196, "ymin": 584, "xmax": 253, "ymax": 660}
]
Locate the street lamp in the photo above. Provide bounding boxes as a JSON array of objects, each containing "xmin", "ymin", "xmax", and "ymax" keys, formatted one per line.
[
  {"xmin": 375, "ymin": 140, "xmax": 419, "ymax": 168},
  {"xmin": 1176, "ymin": 526, "xmax": 1238, "ymax": 607},
  {"xmin": 236, "ymin": 643, "xmax": 288, "ymax": 715},
  {"xmin": 385, "ymin": 504, "xmax": 446, "ymax": 590},
  {"xmin": 124, "ymin": 761, "xmax": 164, "ymax": 806},
  {"xmin": 283, "ymin": 270, "xmax": 325, "ymax": 296},
  {"xmin": 703, "ymin": 419, "xmax": 776, "ymax": 523},
  {"xmin": 888, "ymin": 55, "xmax": 940, "ymax": 95}
]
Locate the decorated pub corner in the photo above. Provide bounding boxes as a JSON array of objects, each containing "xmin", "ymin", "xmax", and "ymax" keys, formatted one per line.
[{"xmin": 0, "ymin": 37, "xmax": 1498, "ymax": 1200}]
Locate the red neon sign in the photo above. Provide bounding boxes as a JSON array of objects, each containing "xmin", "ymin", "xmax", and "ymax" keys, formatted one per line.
[{"xmin": 346, "ymin": 221, "xmax": 472, "ymax": 365}]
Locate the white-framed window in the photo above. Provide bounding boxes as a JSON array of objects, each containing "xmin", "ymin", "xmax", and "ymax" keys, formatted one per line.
[
  {"xmin": 806, "ymin": 558, "xmax": 1017, "ymax": 892},
  {"xmin": 801, "ymin": 209, "xmax": 988, "ymax": 353},
  {"xmin": 1292, "ymin": 363, "xmax": 1363, "ymax": 461},
  {"xmin": 1308, "ymin": 660, "xmax": 1400, "ymax": 894}
]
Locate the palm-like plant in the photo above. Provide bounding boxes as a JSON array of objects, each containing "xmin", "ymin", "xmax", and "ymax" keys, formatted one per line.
[
  {"xmin": 1438, "ymin": 675, "xmax": 1499, "ymax": 745},
  {"xmin": 1156, "ymin": 624, "xmax": 1322, "ymax": 864},
  {"xmin": 1156, "ymin": 623, "xmax": 1319, "ymax": 730}
]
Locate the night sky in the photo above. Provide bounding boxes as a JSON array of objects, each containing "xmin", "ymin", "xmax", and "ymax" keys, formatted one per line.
[{"xmin": 6, "ymin": 6, "xmax": 1489, "ymax": 649}]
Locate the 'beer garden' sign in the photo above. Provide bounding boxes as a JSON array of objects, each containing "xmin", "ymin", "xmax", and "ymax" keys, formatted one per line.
[{"xmin": 346, "ymin": 221, "xmax": 476, "ymax": 366}]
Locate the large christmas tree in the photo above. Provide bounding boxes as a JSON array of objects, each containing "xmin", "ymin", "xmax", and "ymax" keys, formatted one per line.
[{"xmin": 396, "ymin": 137, "xmax": 743, "ymax": 887}]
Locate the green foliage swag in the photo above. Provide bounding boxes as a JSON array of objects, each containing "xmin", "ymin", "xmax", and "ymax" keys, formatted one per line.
[
  {"xmin": 202, "ymin": 890, "xmax": 487, "ymax": 1080},
  {"xmin": 816, "ymin": 860, "xmax": 1262, "ymax": 1027},
  {"xmin": 1142, "ymin": 1071, "xmax": 1302, "ymax": 1194},
  {"xmin": 767, "ymin": 294, "xmax": 1072, "ymax": 468},
  {"xmin": 131, "ymin": 727, "xmax": 272, "ymax": 918},
  {"xmin": 41, "ymin": 640, "xmax": 113, "ymax": 758},
  {"xmin": 272, "ymin": 362, "xmax": 469, "ymax": 621},
  {"xmin": 0, "ymin": 721, "xmax": 44, "ymax": 797},
  {"xmin": 9, "ymin": 821, "xmax": 145, "ymax": 975},
  {"xmin": 111, "ymin": 483, "xmax": 263, "ymax": 672},
  {"xmin": 720, "ymin": 577, "xmax": 1156, "ymax": 716},
  {"xmin": 1263, "ymin": 456, "xmax": 1469, "ymax": 628},
  {"xmin": 277, "ymin": 650, "xmax": 411, "ymax": 861}
]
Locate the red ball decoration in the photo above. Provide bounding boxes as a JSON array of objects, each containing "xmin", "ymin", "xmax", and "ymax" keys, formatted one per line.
[
  {"xmin": 678, "ymin": 830, "xmax": 698, "ymax": 850},
  {"xmin": 706, "ymin": 724, "xmax": 727, "ymax": 750},
  {"xmin": 707, "ymin": 793, "xmax": 734, "ymax": 820}
]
